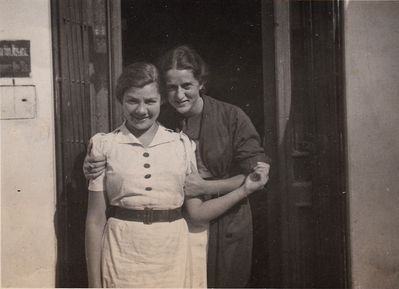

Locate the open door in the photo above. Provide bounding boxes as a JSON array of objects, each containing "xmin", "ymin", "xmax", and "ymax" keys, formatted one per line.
[
  {"xmin": 275, "ymin": 0, "xmax": 349, "ymax": 287},
  {"xmin": 120, "ymin": 0, "xmax": 274, "ymax": 286},
  {"xmin": 52, "ymin": 0, "xmax": 120, "ymax": 286}
]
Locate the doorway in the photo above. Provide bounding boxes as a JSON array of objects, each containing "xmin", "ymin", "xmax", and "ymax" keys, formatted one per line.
[
  {"xmin": 120, "ymin": 0, "xmax": 273, "ymax": 286},
  {"xmin": 121, "ymin": 0, "xmax": 265, "ymax": 134},
  {"xmin": 52, "ymin": 0, "xmax": 348, "ymax": 287}
]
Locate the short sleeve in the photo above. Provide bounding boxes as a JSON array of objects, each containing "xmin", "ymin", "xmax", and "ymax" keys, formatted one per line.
[
  {"xmin": 88, "ymin": 133, "xmax": 108, "ymax": 192},
  {"xmin": 179, "ymin": 132, "xmax": 197, "ymax": 175}
]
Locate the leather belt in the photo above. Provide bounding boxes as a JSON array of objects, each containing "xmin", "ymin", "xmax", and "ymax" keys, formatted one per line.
[{"xmin": 111, "ymin": 206, "xmax": 183, "ymax": 225}]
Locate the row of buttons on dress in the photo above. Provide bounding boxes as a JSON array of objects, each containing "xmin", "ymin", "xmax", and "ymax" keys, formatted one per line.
[{"xmin": 143, "ymin": 152, "xmax": 152, "ymax": 191}]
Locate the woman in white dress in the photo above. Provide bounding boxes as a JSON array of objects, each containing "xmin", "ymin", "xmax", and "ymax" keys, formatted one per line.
[{"xmin": 85, "ymin": 62, "xmax": 268, "ymax": 288}]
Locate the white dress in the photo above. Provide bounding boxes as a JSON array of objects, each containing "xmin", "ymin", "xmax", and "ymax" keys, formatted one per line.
[{"xmin": 88, "ymin": 123, "xmax": 205, "ymax": 288}]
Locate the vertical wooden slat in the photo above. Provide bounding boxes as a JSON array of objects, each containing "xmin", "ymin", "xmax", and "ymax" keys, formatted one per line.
[
  {"xmin": 63, "ymin": 0, "xmax": 74, "ymax": 178},
  {"xmin": 51, "ymin": 0, "xmax": 68, "ymax": 285},
  {"xmin": 82, "ymin": 0, "xmax": 91, "ymax": 142},
  {"xmin": 65, "ymin": 0, "xmax": 77, "ymax": 152},
  {"xmin": 78, "ymin": 0, "xmax": 88, "ymax": 145},
  {"xmin": 71, "ymin": 0, "xmax": 84, "ymax": 144},
  {"xmin": 274, "ymin": 0, "xmax": 294, "ymax": 287},
  {"xmin": 108, "ymin": 0, "xmax": 123, "ymax": 130}
]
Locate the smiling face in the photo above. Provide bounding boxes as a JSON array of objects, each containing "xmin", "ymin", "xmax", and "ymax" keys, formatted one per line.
[
  {"xmin": 122, "ymin": 82, "xmax": 161, "ymax": 134},
  {"xmin": 165, "ymin": 69, "xmax": 204, "ymax": 117}
]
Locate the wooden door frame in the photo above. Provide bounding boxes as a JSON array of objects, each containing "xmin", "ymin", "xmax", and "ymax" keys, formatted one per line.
[
  {"xmin": 51, "ymin": 0, "xmax": 121, "ymax": 286},
  {"xmin": 260, "ymin": 0, "xmax": 281, "ymax": 286},
  {"xmin": 272, "ymin": 0, "xmax": 349, "ymax": 287}
]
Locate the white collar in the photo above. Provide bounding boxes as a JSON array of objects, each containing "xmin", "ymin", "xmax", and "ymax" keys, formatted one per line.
[{"xmin": 115, "ymin": 122, "xmax": 177, "ymax": 147}]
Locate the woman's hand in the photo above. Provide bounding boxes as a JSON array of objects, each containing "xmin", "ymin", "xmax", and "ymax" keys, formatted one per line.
[
  {"xmin": 243, "ymin": 162, "xmax": 270, "ymax": 196},
  {"xmin": 83, "ymin": 153, "xmax": 106, "ymax": 180},
  {"xmin": 184, "ymin": 172, "xmax": 207, "ymax": 198}
]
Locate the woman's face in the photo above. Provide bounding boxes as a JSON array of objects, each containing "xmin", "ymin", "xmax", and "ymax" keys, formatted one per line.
[
  {"xmin": 122, "ymin": 83, "xmax": 161, "ymax": 134},
  {"xmin": 165, "ymin": 69, "xmax": 204, "ymax": 116}
]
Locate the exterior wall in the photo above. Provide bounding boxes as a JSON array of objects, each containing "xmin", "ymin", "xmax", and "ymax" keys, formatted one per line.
[
  {"xmin": 345, "ymin": 1, "xmax": 399, "ymax": 288},
  {"xmin": 0, "ymin": 0, "xmax": 56, "ymax": 287}
]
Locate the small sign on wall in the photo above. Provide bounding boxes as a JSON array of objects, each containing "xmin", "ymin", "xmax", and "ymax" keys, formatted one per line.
[{"xmin": 0, "ymin": 40, "xmax": 31, "ymax": 77}]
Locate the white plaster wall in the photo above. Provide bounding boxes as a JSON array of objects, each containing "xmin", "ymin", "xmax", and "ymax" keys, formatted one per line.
[
  {"xmin": 0, "ymin": 0, "xmax": 56, "ymax": 287},
  {"xmin": 345, "ymin": 1, "xmax": 399, "ymax": 288}
]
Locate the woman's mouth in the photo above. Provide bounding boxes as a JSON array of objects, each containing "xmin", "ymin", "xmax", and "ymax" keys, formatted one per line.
[
  {"xmin": 175, "ymin": 100, "xmax": 189, "ymax": 105},
  {"xmin": 133, "ymin": 116, "xmax": 150, "ymax": 121}
]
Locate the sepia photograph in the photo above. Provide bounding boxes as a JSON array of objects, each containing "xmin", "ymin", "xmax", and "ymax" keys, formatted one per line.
[{"xmin": 1, "ymin": 0, "xmax": 398, "ymax": 288}]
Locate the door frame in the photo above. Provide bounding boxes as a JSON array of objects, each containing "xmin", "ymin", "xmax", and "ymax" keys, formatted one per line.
[
  {"xmin": 273, "ymin": 0, "xmax": 349, "ymax": 287},
  {"xmin": 51, "ymin": 0, "xmax": 121, "ymax": 286}
]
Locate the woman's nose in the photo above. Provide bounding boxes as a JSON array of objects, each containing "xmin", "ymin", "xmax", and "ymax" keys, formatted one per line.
[
  {"xmin": 176, "ymin": 87, "xmax": 185, "ymax": 100},
  {"xmin": 135, "ymin": 103, "xmax": 147, "ymax": 114}
]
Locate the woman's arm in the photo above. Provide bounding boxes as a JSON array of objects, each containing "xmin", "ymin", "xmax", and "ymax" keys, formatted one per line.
[
  {"xmin": 85, "ymin": 190, "xmax": 107, "ymax": 288},
  {"xmin": 184, "ymin": 164, "xmax": 268, "ymax": 225},
  {"xmin": 184, "ymin": 162, "xmax": 270, "ymax": 198},
  {"xmin": 184, "ymin": 173, "xmax": 245, "ymax": 198}
]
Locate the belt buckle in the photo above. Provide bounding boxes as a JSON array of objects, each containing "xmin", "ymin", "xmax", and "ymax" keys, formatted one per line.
[{"xmin": 143, "ymin": 207, "xmax": 153, "ymax": 225}]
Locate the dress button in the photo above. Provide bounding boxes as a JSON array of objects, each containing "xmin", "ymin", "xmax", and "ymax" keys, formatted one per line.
[
  {"xmin": 144, "ymin": 174, "xmax": 151, "ymax": 179},
  {"xmin": 145, "ymin": 187, "xmax": 152, "ymax": 191},
  {"xmin": 143, "ymin": 152, "xmax": 149, "ymax": 157},
  {"xmin": 144, "ymin": 163, "xmax": 150, "ymax": 168}
]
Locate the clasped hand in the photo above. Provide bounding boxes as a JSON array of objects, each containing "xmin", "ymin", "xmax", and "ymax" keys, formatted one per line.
[
  {"xmin": 243, "ymin": 162, "xmax": 270, "ymax": 196},
  {"xmin": 183, "ymin": 162, "xmax": 270, "ymax": 198},
  {"xmin": 184, "ymin": 173, "xmax": 207, "ymax": 198}
]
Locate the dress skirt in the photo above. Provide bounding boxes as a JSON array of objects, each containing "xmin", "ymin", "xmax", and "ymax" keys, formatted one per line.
[
  {"xmin": 187, "ymin": 221, "xmax": 209, "ymax": 288},
  {"xmin": 101, "ymin": 217, "xmax": 192, "ymax": 288}
]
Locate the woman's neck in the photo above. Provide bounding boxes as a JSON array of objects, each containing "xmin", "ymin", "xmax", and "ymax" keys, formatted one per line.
[{"xmin": 126, "ymin": 122, "xmax": 159, "ymax": 147}]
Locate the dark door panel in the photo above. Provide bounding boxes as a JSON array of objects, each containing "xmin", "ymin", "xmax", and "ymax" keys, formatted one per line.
[
  {"xmin": 52, "ymin": 0, "xmax": 111, "ymax": 286},
  {"xmin": 283, "ymin": 1, "xmax": 348, "ymax": 287}
]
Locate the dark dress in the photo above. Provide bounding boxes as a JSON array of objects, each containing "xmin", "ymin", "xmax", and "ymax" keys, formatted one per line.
[{"xmin": 159, "ymin": 95, "xmax": 269, "ymax": 288}]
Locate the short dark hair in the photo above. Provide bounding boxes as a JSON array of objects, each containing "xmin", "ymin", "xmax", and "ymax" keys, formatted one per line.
[
  {"xmin": 115, "ymin": 62, "xmax": 160, "ymax": 103},
  {"xmin": 158, "ymin": 45, "xmax": 209, "ymax": 86}
]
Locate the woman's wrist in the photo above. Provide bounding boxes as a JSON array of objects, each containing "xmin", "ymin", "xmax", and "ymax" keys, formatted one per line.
[
  {"xmin": 237, "ymin": 185, "xmax": 250, "ymax": 198},
  {"xmin": 201, "ymin": 179, "xmax": 210, "ymax": 195}
]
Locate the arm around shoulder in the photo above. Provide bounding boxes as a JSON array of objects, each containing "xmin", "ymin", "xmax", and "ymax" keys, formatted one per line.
[{"xmin": 83, "ymin": 133, "xmax": 108, "ymax": 180}]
